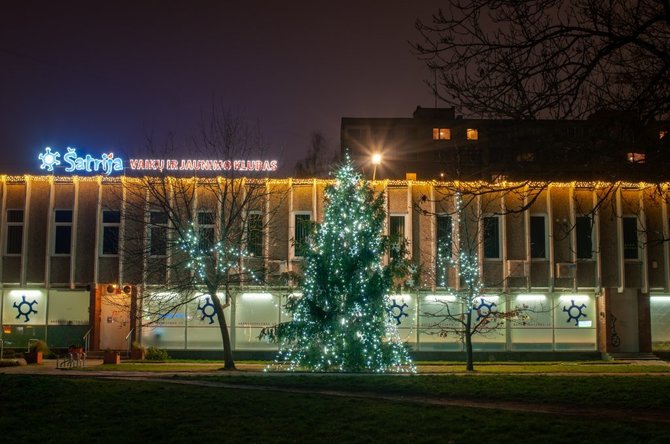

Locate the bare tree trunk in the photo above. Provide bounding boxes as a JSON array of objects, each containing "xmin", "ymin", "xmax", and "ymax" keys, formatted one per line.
[
  {"xmin": 465, "ymin": 310, "xmax": 474, "ymax": 372},
  {"xmin": 211, "ymin": 292, "xmax": 236, "ymax": 370}
]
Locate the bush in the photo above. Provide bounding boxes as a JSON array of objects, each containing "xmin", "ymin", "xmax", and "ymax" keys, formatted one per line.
[
  {"xmin": 145, "ymin": 347, "xmax": 169, "ymax": 361},
  {"xmin": 0, "ymin": 359, "xmax": 21, "ymax": 367},
  {"xmin": 29, "ymin": 340, "xmax": 50, "ymax": 355}
]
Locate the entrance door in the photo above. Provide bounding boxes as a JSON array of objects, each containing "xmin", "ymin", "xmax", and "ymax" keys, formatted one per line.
[
  {"xmin": 99, "ymin": 290, "xmax": 131, "ymax": 350},
  {"xmin": 609, "ymin": 290, "xmax": 640, "ymax": 352}
]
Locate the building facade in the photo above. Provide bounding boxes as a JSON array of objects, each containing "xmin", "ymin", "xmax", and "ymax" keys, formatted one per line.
[{"xmin": 1, "ymin": 175, "xmax": 669, "ymax": 356}]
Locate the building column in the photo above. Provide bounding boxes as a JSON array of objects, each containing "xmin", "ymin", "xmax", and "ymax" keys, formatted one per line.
[{"xmin": 637, "ymin": 290, "xmax": 652, "ymax": 353}]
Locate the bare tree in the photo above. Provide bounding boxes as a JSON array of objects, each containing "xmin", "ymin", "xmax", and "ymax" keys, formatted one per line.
[
  {"xmin": 294, "ymin": 131, "xmax": 339, "ymax": 178},
  {"xmin": 415, "ymin": 0, "xmax": 670, "ymax": 123},
  {"xmin": 121, "ymin": 107, "xmax": 282, "ymax": 370},
  {"xmin": 419, "ymin": 186, "xmax": 539, "ymax": 371}
]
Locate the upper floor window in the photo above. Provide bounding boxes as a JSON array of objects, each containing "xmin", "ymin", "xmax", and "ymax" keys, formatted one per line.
[
  {"xmin": 623, "ymin": 216, "xmax": 639, "ymax": 260},
  {"xmin": 198, "ymin": 211, "xmax": 216, "ymax": 251},
  {"xmin": 54, "ymin": 210, "xmax": 73, "ymax": 255},
  {"xmin": 436, "ymin": 214, "xmax": 452, "ymax": 286},
  {"xmin": 102, "ymin": 210, "xmax": 121, "ymax": 255},
  {"xmin": 627, "ymin": 152, "xmax": 646, "ymax": 164},
  {"xmin": 6, "ymin": 209, "xmax": 24, "ymax": 255},
  {"xmin": 432, "ymin": 128, "xmax": 451, "ymax": 140},
  {"xmin": 247, "ymin": 212, "xmax": 263, "ymax": 257},
  {"xmin": 483, "ymin": 216, "xmax": 501, "ymax": 259},
  {"xmin": 293, "ymin": 213, "xmax": 311, "ymax": 257},
  {"xmin": 466, "ymin": 128, "xmax": 479, "ymax": 140},
  {"xmin": 148, "ymin": 211, "xmax": 168, "ymax": 257},
  {"xmin": 576, "ymin": 216, "xmax": 593, "ymax": 259},
  {"xmin": 389, "ymin": 214, "xmax": 406, "ymax": 260},
  {"xmin": 530, "ymin": 215, "xmax": 547, "ymax": 259}
]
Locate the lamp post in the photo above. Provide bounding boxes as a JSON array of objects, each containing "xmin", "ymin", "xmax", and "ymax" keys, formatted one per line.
[{"xmin": 371, "ymin": 153, "xmax": 382, "ymax": 181}]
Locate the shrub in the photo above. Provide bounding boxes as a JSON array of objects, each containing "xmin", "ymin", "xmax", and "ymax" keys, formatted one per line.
[
  {"xmin": 145, "ymin": 347, "xmax": 169, "ymax": 361},
  {"xmin": 29, "ymin": 340, "xmax": 50, "ymax": 355}
]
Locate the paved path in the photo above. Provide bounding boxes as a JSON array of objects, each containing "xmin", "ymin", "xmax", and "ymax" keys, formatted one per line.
[{"xmin": 2, "ymin": 359, "xmax": 669, "ymax": 424}]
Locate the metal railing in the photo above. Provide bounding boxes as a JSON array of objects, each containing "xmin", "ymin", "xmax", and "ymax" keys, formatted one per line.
[
  {"xmin": 83, "ymin": 328, "xmax": 92, "ymax": 353},
  {"xmin": 125, "ymin": 329, "xmax": 134, "ymax": 352}
]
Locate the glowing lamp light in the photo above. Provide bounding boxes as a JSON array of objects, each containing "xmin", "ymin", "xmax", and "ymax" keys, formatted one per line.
[{"xmin": 371, "ymin": 153, "xmax": 382, "ymax": 181}]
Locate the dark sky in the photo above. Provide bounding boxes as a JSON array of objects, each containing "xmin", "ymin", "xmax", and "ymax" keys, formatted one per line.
[{"xmin": 0, "ymin": 1, "xmax": 443, "ymax": 175}]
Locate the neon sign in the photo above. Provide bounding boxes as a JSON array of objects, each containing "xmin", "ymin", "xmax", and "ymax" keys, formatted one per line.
[
  {"xmin": 128, "ymin": 158, "xmax": 278, "ymax": 172},
  {"xmin": 38, "ymin": 147, "xmax": 123, "ymax": 175},
  {"xmin": 38, "ymin": 147, "xmax": 278, "ymax": 175}
]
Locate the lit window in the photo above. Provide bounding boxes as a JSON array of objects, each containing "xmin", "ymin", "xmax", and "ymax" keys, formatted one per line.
[
  {"xmin": 627, "ymin": 152, "xmax": 646, "ymax": 163},
  {"xmin": 466, "ymin": 128, "xmax": 479, "ymax": 140},
  {"xmin": 102, "ymin": 210, "xmax": 121, "ymax": 255},
  {"xmin": 516, "ymin": 152, "xmax": 535, "ymax": 162},
  {"xmin": 660, "ymin": 130, "xmax": 668, "ymax": 140},
  {"xmin": 432, "ymin": 128, "xmax": 451, "ymax": 140},
  {"xmin": 6, "ymin": 209, "xmax": 24, "ymax": 255},
  {"xmin": 54, "ymin": 210, "xmax": 73, "ymax": 255}
]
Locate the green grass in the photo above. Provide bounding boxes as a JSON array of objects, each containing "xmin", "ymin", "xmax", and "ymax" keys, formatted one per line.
[
  {"xmin": 0, "ymin": 374, "xmax": 668, "ymax": 443},
  {"xmin": 191, "ymin": 373, "xmax": 670, "ymax": 411}
]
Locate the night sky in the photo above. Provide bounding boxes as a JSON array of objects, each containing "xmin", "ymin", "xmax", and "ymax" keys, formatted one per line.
[{"xmin": 0, "ymin": 1, "xmax": 444, "ymax": 175}]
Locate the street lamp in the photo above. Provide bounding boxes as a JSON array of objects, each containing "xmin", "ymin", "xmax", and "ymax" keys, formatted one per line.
[{"xmin": 371, "ymin": 153, "xmax": 382, "ymax": 181}]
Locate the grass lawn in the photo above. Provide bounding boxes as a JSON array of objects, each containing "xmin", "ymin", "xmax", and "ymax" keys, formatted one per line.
[{"xmin": 1, "ymin": 374, "xmax": 668, "ymax": 443}]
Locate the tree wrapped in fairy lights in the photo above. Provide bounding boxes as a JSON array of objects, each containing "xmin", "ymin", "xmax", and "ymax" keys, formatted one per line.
[{"xmin": 264, "ymin": 158, "xmax": 415, "ymax": 372}]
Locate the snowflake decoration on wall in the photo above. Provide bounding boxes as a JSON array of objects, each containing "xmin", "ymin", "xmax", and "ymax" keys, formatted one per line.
[
  {"xmin": 196, "ymin": 297, "xmax": 217, "ymax": 324},
  {"xmin": 13, "ymin": 295, "xmax": 38, "ymax": 322},
  {"xmin": 562, "ymin": 300, "xmax": 587, "ymax": 326},
  {"xmin": 473, "ymin": 298, "xmax": 497, "ymax": 321},
  {"xmin": 387, "ymin": 299, "xmax": 409, "ymax": 325},
  {"xmin": 38, "ymin": 147, "xmax": 61, "ymax": 171}
]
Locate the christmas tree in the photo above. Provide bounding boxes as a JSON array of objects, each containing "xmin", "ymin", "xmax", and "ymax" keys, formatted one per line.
[{"xmin": 266, "ymin": 158, "xmax": 415, "ymax": 372}]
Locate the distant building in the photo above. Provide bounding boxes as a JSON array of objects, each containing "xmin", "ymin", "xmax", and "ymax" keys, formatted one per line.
[{"xmin": 341, "ymin": 107, "xmax": 670, "ymax": 181}]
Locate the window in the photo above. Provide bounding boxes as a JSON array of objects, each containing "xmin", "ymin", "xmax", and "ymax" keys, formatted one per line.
[
  {"xmin": 102, "ymin": 210, "xmax": 120, "ymax": 255},
  {"xmin": 148, "ymin": 211, "xmax": 168, "ymax": 257},
  {"xmin": 483, "ymin": 216, "xmax": 501, "ymax": 259},
  {"xmin": 659, "ymin": 130, "xmax": 668, "ymax": 140},
  {"xmin": 530, "ymin": 215, "xmax": 546, "ymax": 259},
  {"xmin": 436, "ymin": 215, "xmax": 452, "ymax": 286},
  {"xmin": 294, "ymin": 213, "xmax": 311, "ymax": 257},
  {"xmin": 576, "ymin": 216, "xmax": 593, "ymax": 259},
  {"xmin": 389, "ymin": 215, "xmax": 406, "ymax": 260},
  {"xmin": 627, "ymin": 152, "xmax": 646, "ymax": 163},
  {"xmin": 247, "ymin": 212, "xmax": 263, "ymax": 257},
  {"xmin": 6, "ymin": 209, "xmax": 23, "ymax": 255},
  {"xmin": 54, "ymin": 210, "xmax": 73, "ymax": 255},
  {"xmin": 466, "ymin": 128, "xmax": 479, "ymax": 140},
  {"xmin": 432, "ymin": 128, "xmax": 451, "ymax": 140},
  {"xmin": 198, "ymin": 211, "xmax": 216, "ymax": 251},
  {"xmin": 623, "ymin": 216, "xmax": 639, "ymax": 260}
]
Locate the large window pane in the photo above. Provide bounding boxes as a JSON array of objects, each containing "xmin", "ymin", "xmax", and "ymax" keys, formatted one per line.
[
  {"xmin": 623, "ymin": 217, "xmax": 638, "ymax": 259},
  {"xmin": 576, "ymin": 216, "xmax": 593, "ymax": 259},
  {"xmin": 483, "ymin": 216, "xmax": 500, "ymax": 259},
  {"xmin": 530, "ymin": 216, "xmax": 546, "ymax": 259}
]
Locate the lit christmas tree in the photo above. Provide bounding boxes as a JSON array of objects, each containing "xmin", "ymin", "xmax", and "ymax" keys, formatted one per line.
[{"xmin": 266, "ymin": 158, "xmax": 415, "ymax": 372}]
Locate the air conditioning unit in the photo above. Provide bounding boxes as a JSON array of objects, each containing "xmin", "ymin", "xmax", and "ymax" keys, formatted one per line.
[
  {"xmin": 506, "ymin": 260, "xmax": 529, "ymax": 277},
  {"xmin": 556, "ymin": 263, "xmax": 577, "ymax": 278},
  {"xmin": 267, "ymin": 260, "xmax": 288, "ymax": 275}
]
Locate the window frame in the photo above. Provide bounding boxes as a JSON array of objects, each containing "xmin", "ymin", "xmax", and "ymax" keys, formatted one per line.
[
  {"xmin": 622, "ymin": 215, "xmax": 640, "ymax": 261},
  {"xmin": 432, "ymin": 127, "xmax": 451, "ymax": 140},
  {"xmin": 292, "ymin": 211, "xmax": 312, "ymax": 258},
  {"xmin": 5, "ymin": 209, "xmax": 24, "ymax": 256},
  {"xmin": 246, "ymin": 210, "xmax": 263, "ymax": 257},
  {"xmin": 483, "ymin": 215, "xmax": 502, "ymax": 260},
  {"xmin": 53, "ymin": 209, "xmax": 73, "ymax": 256},
  {"xmin": 435, "ymin": 213, "xmax": 453, "ymax": 287},
  {"xmin": 147, "ymin": 210, "xmax": 168, "ymax": 258},
  {"xmin": 575, "ymin": 215, "xmax": 594, "ymax": 260},
  {"xmin": 530, "ymin": 214, "xmax": 548, "ymax": 260},
  {"xmin": 101, "ymin": 210, "xmax": 121, "ymax": 256}
]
